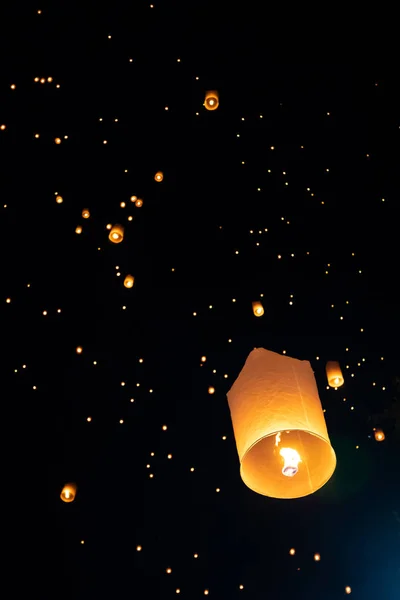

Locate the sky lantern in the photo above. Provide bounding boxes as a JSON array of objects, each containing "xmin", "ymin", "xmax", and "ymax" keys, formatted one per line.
[
  {"xmin": 326, "ymin": 361, "xmax": 344, "ymax": 387},
  {"xmin": 154, "ymin": 171, "xmax": 163, "ymax": 182},
  {"xmin": 55, "ymin": 195, "xmax": 63, "ymax": 204},
  {"xmin": 124, "ymin": 274, "xmax": 134, "ymax": 288},
  {"xmin": 109, "ymin": 224, "xmax": 124, "ymax": 243},
  {"xmin": 60, "ymin": 482, "xmax": 77, "ymax": 503},
  {"xmin": 374, "ymin": 428, "xmax": 385, "ymax": 442},
  {"xmin": 135, "ymin": 198, "xmax": 143, "ymax": 208},
  {"xmin": 204, "ymin": 90, "xmax": 219, "ymax": 110},
  {"xmin": 227, "ymin": 348, "xmax": 336, "ymax": 499},
  {"xmin": 82, "ymin": 208, "xmax": 90, "ymax": 218},
  {"xmin": 252, "ymin": 301, "xmax": 264, "ymax": 317}
]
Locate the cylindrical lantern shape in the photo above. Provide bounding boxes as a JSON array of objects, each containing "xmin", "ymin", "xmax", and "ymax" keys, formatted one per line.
[
  {"xmin": 109, "ymin": 224, "xmax": 124, "ymax": 243},
  {"xmin": 252, "ymin": 301, "xmax": 264, "ymax": 317},
  {"xmin": 374, "ymin": 428, "xmax": 385, "ymax": 442},
  {"xmin": 124, "ymin": 274, "xmax": 134, "ymax": 288},
  {"xmin": 154, "ymin": 171, "xmax": 163, "ymax": 182},
  {"xmin": 60, "ymin": 482, "xmax": 77, "ymax": 503},
  {"xmin": 326, "ymin": 361, "xmax": 344, "ymax": 387},
  {"xmin": 82, "ymin": 208, "xmax": 90, "ymax": 219},
  {"xmin": 205, "ymin": 90, "xmax": 219, "ymax": 110},
  {"xmin": 227, "ymin": 348, "xmax": 336, "ymax": 499}
]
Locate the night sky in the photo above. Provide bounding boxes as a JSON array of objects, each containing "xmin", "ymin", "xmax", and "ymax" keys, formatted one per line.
[{"xmin": 2, "ymin": 4, "xmax": 399, "ymax": 599}]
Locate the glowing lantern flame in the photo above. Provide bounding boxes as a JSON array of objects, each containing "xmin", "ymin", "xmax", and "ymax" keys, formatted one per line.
[
  {"xmin": 280, "ymin": 447, "xmax": 301, "ymax": 477},
  {"xmin": 374, "ymin": 429, "xmax": 385, "ymax": 442},
  {"xmin": 275, "ymin": 433, "xmax": 301, "ymax": 476}
]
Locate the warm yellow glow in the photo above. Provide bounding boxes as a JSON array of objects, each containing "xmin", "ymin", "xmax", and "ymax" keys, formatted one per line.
[
  {"xmin": 252, "ymin": 301, "xmax": 264, "ymax": 316},
  {"xmin": 205, "ymin": 90, "xmax": 219, "ymax": 110},
  {"xmin": 75, "ymin": 226, "xmax": 82, "ymax": 234},
  {"xmin": 326, "ymin": 361, "xmax": 344, "ymax": 387},
  {"xmin": 289, "ymin": 548, "xmax": 295, "ymax": 555},
  {"xmin": 124, "ymin": 275, "xmax": 134, "ymax": 288},
  {"xmin": 135, "ymin": 198, "xmax": 143, "ymax": 208},
  {"xmin": 314, "ymin": 553, "xmax": 321, "ymax": 561},
  {"xmin": 109, "ymin": 224, "xmax": 124, "ymax": 243},
  {"xmin": 227, "ymin": 348, "xmax": 336, "ymax": 499},
  {"xmin": 154, "ymin": 171, "xmax": 164, "ymax": 182},
  {"xmin": 76, "ymin": 346, "xmax": 83, "ymax": 354},
  {"xmin": 60, "ymin": 482, "xmax": 77, "ymax": 503},
  {"xmin": 82, "ymin": 209, "xmax": 90, "ymax": 219},
  {"xmin": 56, "ymin": 195, "xmax": 63, "ymax": 204},
  {"xmin": 374, "ymin": 429, "xmax": 385, "ymax": 442},
  {"xmin": 55, "ymin": 137, "xmax": 62, "ymax": 144},
  {"xmin": 208, "ymin": 386, "xmax": 215, "ymax": 394},
  {"xmin": 345, "ymin": 586, "xmax": 352, "ymax": 594}
]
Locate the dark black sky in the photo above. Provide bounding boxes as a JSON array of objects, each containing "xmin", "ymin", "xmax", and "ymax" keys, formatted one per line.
[{"xmin": 1, "ymin": 3, "xmax": 399, "ymax": 599}]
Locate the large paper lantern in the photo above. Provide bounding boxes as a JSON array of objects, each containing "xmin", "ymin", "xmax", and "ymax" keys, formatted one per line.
[
  {"xmin": 227, "ymin": 348, "xmax": 336, "ymax": 499},
  {"xmin": 252, "ymin": 301, "xmax": 264, "ymax": 317},
  {"xmin": 60, "ymin": 482, "xmax": 77, "ymax": 503},
  {"xmin": 204, "ymin": 90, "xmax": 219, "ymax": 111},
  {"xmin": 326, "ymin": 361, "xmax": 344, "ymax": 387},
  {"xmin": 109, "ymin": 224, "xmax": 124, "ymax": 243}
]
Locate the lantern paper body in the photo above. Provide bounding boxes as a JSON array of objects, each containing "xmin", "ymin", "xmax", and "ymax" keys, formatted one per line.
[
  {"xmin": 109, "ymin": 224, "xmax": 124, "ymax": 243},
  {"xmin": 252, "ymin": 301, "xmax": 264, "ymax": 317},
  {"xmin": 326, "ymin": 361, "xmax": 344, "ymax": 387},
  {"xmin": 60, "ymin": 482, "xmax": 77, "ymax": 503},
  {"xmin": 205, "ymin": 90, "xmax": 219, "ymax": 110},
  {"xmin": 227, "ymin": 348, "xmax": 336, "ymax": 499}
]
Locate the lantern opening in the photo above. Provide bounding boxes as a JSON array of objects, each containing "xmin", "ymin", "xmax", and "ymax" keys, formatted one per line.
[{"xmin": 240, "ymin": 430, "xmax": 335, "ymax": 499}]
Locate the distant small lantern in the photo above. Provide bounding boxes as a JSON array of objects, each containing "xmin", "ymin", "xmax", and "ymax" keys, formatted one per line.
[
  {"xmin": 252, "ymin": 301, "xmax": 264, "ymax": 317},
  {"xmin": 55, "ymin": 137, "xmax": 62, "ymax": 144},
  {"xmin": 374, "ymin": 428, "xmax": 385, "ymax": 442},
  {"xmin": 82, "ymin": 209, "xmax": 90, "ymax": 219},
  {"xmin": 60, "ymin": 482, "xmax": 77, "ymax": 503},
  {"xmin": 227, "ymin": 348, "xmax": 336, "ymax": 499},
  {"xmin": 124, "ymin": 275, "xmax": 134, "ymax": 288},
  {"xmin": 56, "ymin": 195, "xmax": 63, "ymax": 204},
  {"xmin": 135, "ymin": 198, "xmax": 143, "ymax": 208},
  {"xmin": 326, "ymin": 361, "xmax": 344, "ymax": 387},
  {"xmin": 154, "ymin": 171, "xmax": 163, "ymax": 182},
  {"xmin": 109, "ymin": 224, "xmax": 124, "ymax": 243},
  {"xmin": 75, "ymin": 226, "xmax": 82, "ymax": 234},
  {"xmin": 205, "ymin": 90, "xmax": 219, "ymax": 110}
]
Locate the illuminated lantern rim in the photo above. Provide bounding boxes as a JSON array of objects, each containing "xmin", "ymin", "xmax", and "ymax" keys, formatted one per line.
[{"xmin": 239, "ymin": 429, "xmax": 336, "ymax": 499}]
